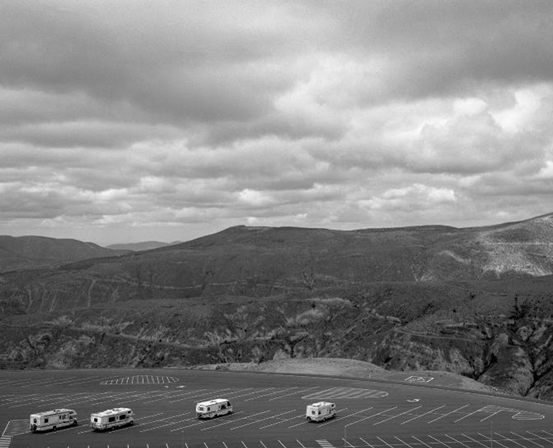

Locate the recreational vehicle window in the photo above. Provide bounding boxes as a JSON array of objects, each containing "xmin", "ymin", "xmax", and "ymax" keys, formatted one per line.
[
  {"xmin": 305, "ymin": 402, "xmax": 336, "ymax": 422},
  {"xmin": 195, "ymin": 399, "xmax": 233, "ymax": 419},
  {"xmin": 90, "ymin": 408, "xmax": 134, "ymax": 431},
  {"xmin": 29, "ymin": 409, "xmax": 78, "ymax": 432}
]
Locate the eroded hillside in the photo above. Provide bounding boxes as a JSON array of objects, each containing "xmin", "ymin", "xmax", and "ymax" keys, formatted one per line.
[
  {"xmin": 1, "ymin": 214, "xmax": 553, "ymax": 400},
  {"xmin": 2, "ymin": 278, "xmax": 553, "ymax": 400}
]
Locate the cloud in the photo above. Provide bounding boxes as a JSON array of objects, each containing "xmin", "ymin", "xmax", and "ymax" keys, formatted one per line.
[{"xmin": 1, "ymin": 0, "xmax": 553, "ymax": 244}]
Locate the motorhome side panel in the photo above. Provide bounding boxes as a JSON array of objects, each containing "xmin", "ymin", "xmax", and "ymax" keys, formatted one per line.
[{"xmin": 30, "ymin": 409, "xmax": 78, "ymax": 432}]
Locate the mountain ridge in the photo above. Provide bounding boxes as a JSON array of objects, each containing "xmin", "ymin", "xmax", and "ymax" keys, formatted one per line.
[{"xmin": 2, "ymin": 213, "xmax": 553, "ymax": 400}]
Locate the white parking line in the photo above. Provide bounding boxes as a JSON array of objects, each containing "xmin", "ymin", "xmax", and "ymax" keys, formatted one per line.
[
  {"xmin": 427, "ymin": 404, "xmax": 469, "ymax": 423},
  {"xmin": 393, "ymin": 436, "xmax": 413, "ymax": 448},
  {"xmin": 344, "ymin": 406, "xmax": 396, "ymax": 428},
  {"xmin": 139, "ymin": 413, "xmax": 191, "ymax": 432},
  {"xmin": 477, "ymin": 432, "xmax": 510, "ymax": 448},
  {"xmin": 459, "ymin": 433, "xmax": 491, "ymax": 448},
  {"xmin": 269, "ymin": 387, "xmax": 319, "ymax": 401},
  {"xmin": 373, "ymin": 406, "xmax": 422, "ymax": 425},
  {"xmin": 444, "ymin": 433, "xmax": 474, "ymax": 448},
  {"xmin": 231, "ymin": 410, "xmax": 296, "ymax": 430},
  {"xmin": 510, "ymin": 431, "xmax": 544, "ymax": 448},
  {"xmin": 244, "ymin": 387, "xmax": 299, "ymax": 401},
  {"xmin": 359, "ymin": 437, "xmax": 376, "ymax": 448},
  {"xmin": 261, "ymin": 413, "xmax": 303, "ymax": 429},
  {"xmin": 454, "ymin": 406, "xmax": 487, "ymax": 423},
  {"xmin": 287, "ymin": 408, "xmax": 351, "ymax": 429},
  {"xmin": 480, "ymin": 409, "xmax": 502, "ymax": 422},
  {"xmin": 200, "ymin": 412, "xmax": 245, "ymax": 431},
  {"xmin": 172, "ymin": 411, "xmax": 271, "ymax": 432},
  {"xmin": 342, "ymin": 438, "xmax": 355, "ymax": 448},
  {"xmin": 168, "ymin": 388, "xmax": 211, "ymax": 403},
  {"xmin": 401, "ymin": 405, "xmax": 446, "ymax": 425},
  {"xmin": 494, "ymin": 432, "xmax": 528, "ymax": 448},
  {"xmin": 377, "ymin": 436, "xmax": 395, "ymax": 448},
  {"xmin": 411, "ymin": 436, "xmax": 433, "ymax": 448},
  {"xmin": 231, "ymin": 387, "xmax": 276, "ymax": 400},
  {"xmin": 427, "ymin": 435, "xmax": 452, "ymax": 448},
  {"xmin": 528, "ymin": 430, "xmax": 553, "ymax": 444}
]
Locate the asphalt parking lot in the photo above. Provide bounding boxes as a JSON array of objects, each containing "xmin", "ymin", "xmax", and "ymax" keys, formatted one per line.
[{"xmin": 1, "ymin": 369, "xmax": 553, "ymax": 448}]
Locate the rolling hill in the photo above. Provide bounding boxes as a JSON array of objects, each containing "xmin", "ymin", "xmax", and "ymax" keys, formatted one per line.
[
  {"xmin": 0, "ymin": 235, "xmax": 130, "ymax": 272},
  {"xmin": 1, "ymin": 213, "xmax": 553, "ymax": 400}
]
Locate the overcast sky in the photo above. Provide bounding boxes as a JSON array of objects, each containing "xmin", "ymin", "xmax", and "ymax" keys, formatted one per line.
[{"xmin": 1, "ymin": 1, "xmax": 553, "ymax": 246}]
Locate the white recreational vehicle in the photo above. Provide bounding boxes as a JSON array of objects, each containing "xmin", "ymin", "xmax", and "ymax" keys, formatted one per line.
[
  {"xmin": 90, "ymin": 408, "xmax": 134, "ymax": 431},
  {"xmin": 195, "ymin": 399, "xmax": 233, "ymax": 419},
  {"xmin": 29, "ymin": 408, "xmax": 78, "ymax": 432},
  {"xmin": 305, "ymin": 402, "xmax": 336, "ymax": 422}
]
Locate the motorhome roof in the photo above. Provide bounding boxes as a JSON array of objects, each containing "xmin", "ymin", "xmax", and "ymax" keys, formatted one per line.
[
  {"xmin": 92, "ymin": 408, "xmax": 132, "ymax": 417},
  {"xmin": 309, "ymin": 402, "xmax": 332, "ymax": 407},
  {"xmin": 31, "ymin": 408, "xmax": 75, "ymax": 416},
  {"xmin": 197, "ymin": 399, "xmax": 228, "ymax": 406}
]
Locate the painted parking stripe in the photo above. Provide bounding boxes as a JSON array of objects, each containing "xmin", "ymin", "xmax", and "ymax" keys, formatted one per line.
[
  {"xmin": 2, "ymin": 420, "xmax": 28, "ymax": 437},
  {"xmin": 401, "ymin": 405, "xmax": 446, "ymax": 425},
  {"xmin": 510, "ymin": 431, "xmax": 545, "ymax": 448},
  {"xmin": 512, "ymin": 410, "xmax": 545, "ymax": 420},
  {"xmin": 428, "ymin": 435, "xmax": 457, "ymax": 448},
  {"xmin": 359, "ymin": 437, "xmax": 378, "ymax": 448},
  {"xmin": 231, "ymin": 410, "xmax": 297, "ymax": 430},
  {"xmin": 269, "ymin": 386, "xmax": 319, "ymax": 401},
  {"xmin": 476, "ymin": 433, "xmax": 509, "ymax": 448},
  {"xmin": 200, "ymin": 412, "xmax": 246, "ymax": 431},
  {"xmin": 394, "ymin": 436, "xmax": 417, "ymax": 448},
  {"xmin": 139, "ymin": 413, "xmax": 191, "ymax": 432},
  {"xmin": 427, "ymin": 404, "xmax": 469, "ymax": 423},
  {"xmin": 302, "ymin": 387, "xmax": 387, "ymax": 399},
  {"xmin": 528, "ymin": 430, "xmax": 553, "ymax": 444},
  {"xmin": 260, "ymin": 412, "xmax": 304, "ymax": 429},
  {"xmin": 170, "ymin": 411, "xmax": 271, "ymax": 432},
  {"xmin": 411, "ymin": 435, "xmax": 434, "ymax": 448},
  {"xmin": 444, "ymin": 433, "xmax": 475, "ymax": 448},
  {"xmin": 344, "ymin": 406, "xmax": 397, "ymax": 428},
  {"xmin": 373, "ymin": 406, "xmax": 422, "ymax": 426},
  {"xmin": 454, "ymin": 406, "xmax": 490, "ymax": 423},
  {"xmin": 377, "ymin": 436, "xmax": 396, "ymax": 448},
  {"xmin": 171, "ymin": 410, "xmax": 260, "ymax": 432},
  {"xmin": 244, "ymin": 387, "xmax": 299, "ymax": 401},
  {"xmin": 315, "ymin": 440, "xmax": 336, "ymax": 448},
  {"xmin": 101, "ymin": 375, "xmax": 179, "ymax": 385},
  {"xmin": 492, "ymin": 431, "xmax": 531, "ymax": 448},
  {"xmin": 460, "ymin": 433, "xmax": 492, "ymax": 448},
  {"xmin": 323, "ymin": 407, "xmax": 392, "ymax": 429},
  {"xmin": 168, "ymin": 388, "xmax": 211, "ymax": 402}
]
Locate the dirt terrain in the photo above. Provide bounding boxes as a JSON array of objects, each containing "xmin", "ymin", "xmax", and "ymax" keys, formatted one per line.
[{"xmin": 193, "ymin": 357, "xmax": 499, "ymax": 394}]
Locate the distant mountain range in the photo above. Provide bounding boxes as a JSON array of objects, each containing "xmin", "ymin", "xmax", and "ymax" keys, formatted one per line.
[
  {"xmin": 1, "ymin": 213, "xmax": 553, "ymax": 400},
  {"xmin": 0, "ymin": 235, "xmax": 130, "ymax": 272},
  {"xmin": 106, "ymin": 241, "xmax": 182, "ymax": 252},
  {"xmin": 2, "ymin": 213, "xmax": 553, "ymax": 303}
]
